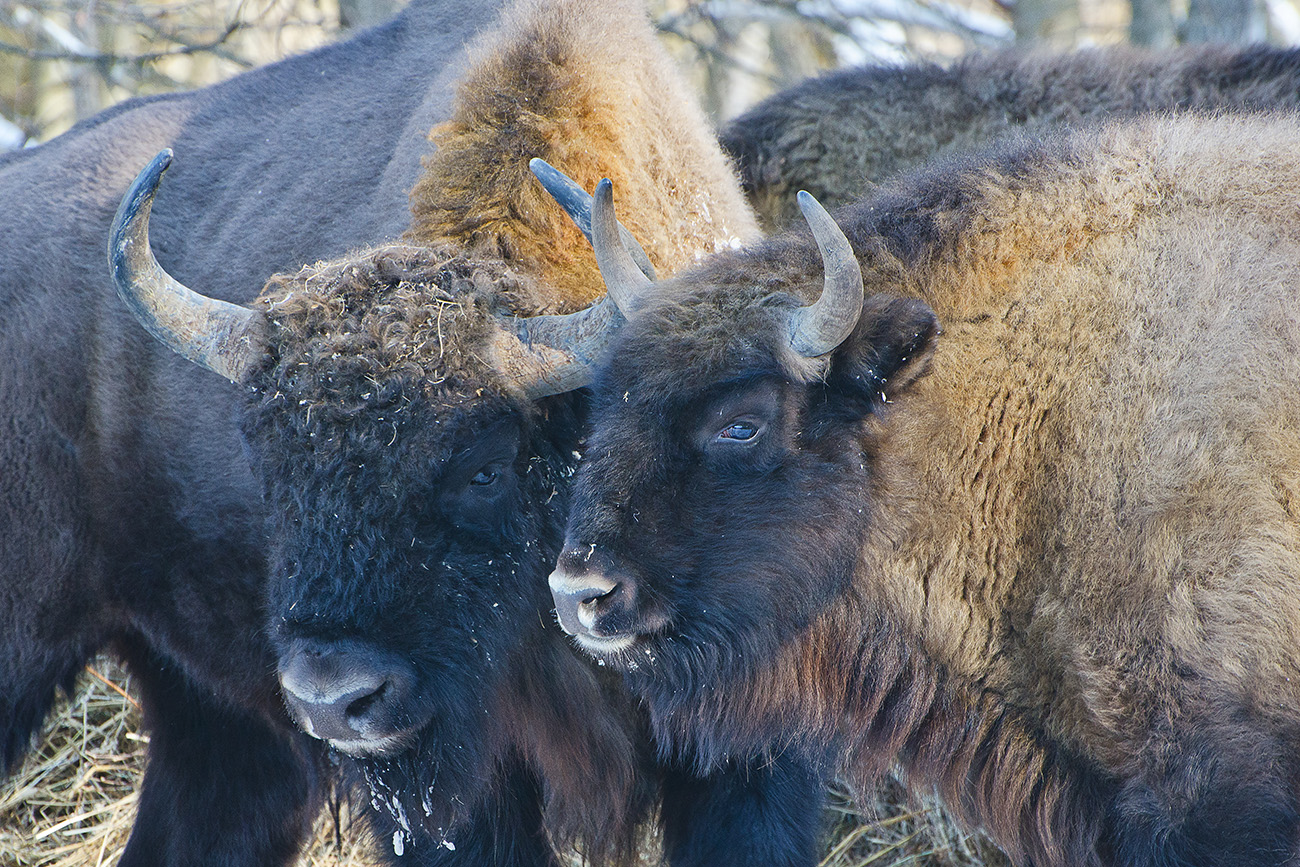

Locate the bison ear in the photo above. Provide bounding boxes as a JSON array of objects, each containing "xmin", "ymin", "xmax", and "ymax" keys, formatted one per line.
[{"xmin": 824, "ymin": 294, "xmax": 939, "ymax": 411}]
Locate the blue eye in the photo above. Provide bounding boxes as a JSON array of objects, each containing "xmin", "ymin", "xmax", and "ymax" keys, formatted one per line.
[
  {"xmin": 470, "ymin": 469, "xmax": 498, "ymax": 486},
  {"xmin": 718, "ymin": 422, "xmax": 760, "ymax": 442}
]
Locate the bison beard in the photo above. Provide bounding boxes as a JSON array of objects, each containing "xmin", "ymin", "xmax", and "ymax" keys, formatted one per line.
[{"xmin": 553, "ymin": 115, "xmax": 1300, "ymax": 867}]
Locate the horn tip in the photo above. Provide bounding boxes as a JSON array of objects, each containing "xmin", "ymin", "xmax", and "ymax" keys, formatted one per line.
[{"xmin": 796, "ymin": 190, "xmax": 822, "ymax": 215}]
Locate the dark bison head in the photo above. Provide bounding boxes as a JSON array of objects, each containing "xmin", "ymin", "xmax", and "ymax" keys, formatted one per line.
[
  {"xmin": 548, "ymin": 192, "xmax": 940, "ymax": 751},
  {"xmin": 108, "ymin": 151, "xmax": 649, "ymax": 848}
]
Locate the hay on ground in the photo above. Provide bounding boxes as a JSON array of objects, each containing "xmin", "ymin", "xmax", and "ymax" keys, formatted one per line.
[{"xmin": 0, "ymin": 659, "xmax": 1003, "ymax": 867}]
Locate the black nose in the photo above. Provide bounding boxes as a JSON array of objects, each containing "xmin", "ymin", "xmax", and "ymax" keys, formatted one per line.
[
  {"xmin": 549, "ymin": 544, "xmax": 633, "ymax": 638},
  {"xmin": 277, "ymin": 637, "xmax": 418, "ymax": 751}
]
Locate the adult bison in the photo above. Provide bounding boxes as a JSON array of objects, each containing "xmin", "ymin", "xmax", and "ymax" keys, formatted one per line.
[
  {"xmin": 723, "ymin": 43, "xmax": 1300, "ymax": 228},
  {"xmin": 100, "ymin": 0, "xmax": 825, "ymax": 864},
  {"xmin": 549, "ymin": 112, "xmax": 1300, "ymax": 866},
  {"xmin": 2, "ymin": 2, "xmax": 499, "ymax": 863}
]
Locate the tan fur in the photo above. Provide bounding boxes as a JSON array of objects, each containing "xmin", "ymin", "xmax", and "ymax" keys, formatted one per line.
[
  {"xmin": 724, "ymin": 45, "xmax": 1300, "ymax": 230},
  {"xmin": 654, "ymin": 113, "xmax": 1300, "ymax": 862},
  {"xmin": 858, "ymin": 113, "xmax": 1300, "ymax": 742},
  {"xmin": 406, "ymin": 0, "xmax": 758, "ymax": 312},
  {"xmin": 763, "ymin": 115, "xmax": 1300, "ymax": 848}
]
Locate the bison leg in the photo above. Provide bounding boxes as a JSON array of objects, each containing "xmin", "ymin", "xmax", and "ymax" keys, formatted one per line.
[
  {"xmin": 660, "ymin": 752, "xmax": 825, "ymax": 867},
  {"xmin": 115, "ymin": 640, "xmax": 323, "ymax": 867},
  {"xmin": 0, "ymin": 642, "xmax": 94, "ymax": 775}
]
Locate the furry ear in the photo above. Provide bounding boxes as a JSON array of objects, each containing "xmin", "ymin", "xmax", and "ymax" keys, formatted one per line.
[{"xmin": 824, "ymin": 294, "xmax": 939, "ymax": 411}]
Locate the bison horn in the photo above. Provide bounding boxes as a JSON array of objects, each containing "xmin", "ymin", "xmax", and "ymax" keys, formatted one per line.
[
  {"xmin": 108, "ymin": 149, "xmax": 266, "ymax": 383},
  {"xmin": 590, "ymin": 177, "xmax": 654, "ymax": 318},
  {"xmin": 788, "ymin": 191, "xmax": 864, "ymax": 358},
  {"xmin": 529, "ymin": 158, "xmax": 656, "ymax": 281},
  {"xmin": 489, "ymin": 294, "xmax": 626, "ymax": 399},
  {"xmin": 490, "ymin": 174, "xmax": 657, "ymax": 398}
]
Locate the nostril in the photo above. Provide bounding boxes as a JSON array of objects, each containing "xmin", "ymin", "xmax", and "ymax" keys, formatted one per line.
[
  {"xmin": 345, "ymin": 679, "xmax": 389, "ymax": 723},
  {"xmin": 576, "ymin": 582, "xmax": 624, "ymax": 630},
  {"xmin": 579, "ymin": 583, "xmax": 617, "ymax": 607}
]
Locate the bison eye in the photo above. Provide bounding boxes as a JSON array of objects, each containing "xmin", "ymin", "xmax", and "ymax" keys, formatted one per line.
[
  {"xmin": 717, "ymin": 421, "xmax": 762, "ymax": 443},
  {"xmin": 469, "ymin": 468, "xmax": 498, "ymax": 487}
]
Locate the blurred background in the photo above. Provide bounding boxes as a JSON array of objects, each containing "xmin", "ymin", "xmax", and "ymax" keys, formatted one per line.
[{"xmin": 2, "ymin": 0, "xmax": 1296, "ymax": 149}]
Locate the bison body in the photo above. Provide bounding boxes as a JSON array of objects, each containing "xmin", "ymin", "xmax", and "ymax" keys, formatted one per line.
[
  {"xmin": 1, "ymin": 2, "xmax": 505, "ymax": 862},
  {"xmin": 724, "ymin": 43, "xmax": 1300, "ymax": 229},
  {"xmin": 96, "ymin": 0, "xmax": 825, "ymax": 864},
  {"xmin": 551, "ymin": 113, "xmax": 1300, "ymax": 865}
]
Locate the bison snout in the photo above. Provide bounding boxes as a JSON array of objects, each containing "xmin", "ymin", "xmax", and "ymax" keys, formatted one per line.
[
  {"xmin": 278, "ymin": 637, "xmax": 421, "ymax": 755},
  {"xmin": 550, "ymin": 567, "xmax": 619, "ymax": 637},
  {"xmin": 549, "ymin": 545, "xmax": 654, "ymax": 653}
]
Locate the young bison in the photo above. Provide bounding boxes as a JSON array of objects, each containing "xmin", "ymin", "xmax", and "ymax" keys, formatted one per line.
[
  {"xmin": 108, "ymin": 0, "xmax": 824, "ymax": 863},
  {"xmin": 723, "ymin": 43, "xmax": 1300, "ymax": 228},
  {"xmin": 550, "ymin": 113, "xmax": 1300, "ymax": 865}
]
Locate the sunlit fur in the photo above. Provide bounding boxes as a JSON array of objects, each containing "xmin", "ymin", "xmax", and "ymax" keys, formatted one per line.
[
  {"xmin": 724, "ymin": 43, "xmax": 1300, "ymax": 229},
  {"xmin": 407, "ymin": 0, "xmax": 758, "ymax": 306},
  {"xmin": 568, "ymin": 113, "xmax": 1300, "ymax": 866}
]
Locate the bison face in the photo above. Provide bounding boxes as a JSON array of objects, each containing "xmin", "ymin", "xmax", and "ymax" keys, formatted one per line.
[
  {"xmin": 233, "ymin": 249, "xmax": 590, "ymax": 838},
  {"xmin": 256, "ymin": 405, "xmax": 540, "ymax": 755},
  {"xmin": 551, "ymin": 244, "xmax": 938, "ymax": 745}
]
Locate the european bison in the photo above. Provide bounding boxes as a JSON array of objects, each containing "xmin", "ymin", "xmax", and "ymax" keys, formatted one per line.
[
  {"xmin": 549, "ymin": 113, "xmax": 1300, "ymax": 866},
  {"xmin": 723, "ymin": 43, "xmax": 1300, "ymax": 228},
  {"xmin": 105, "ymin": 0, "xmax": 824, "ymax": 864},
  {"xmin": 2, "ymin": 1, "xmax": 503, "ymax": 862}
]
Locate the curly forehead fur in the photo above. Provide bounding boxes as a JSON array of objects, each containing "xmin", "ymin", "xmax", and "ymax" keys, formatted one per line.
[{"xmin": 251, "ymin": 243, "xmax": 537, "ymax": 412}]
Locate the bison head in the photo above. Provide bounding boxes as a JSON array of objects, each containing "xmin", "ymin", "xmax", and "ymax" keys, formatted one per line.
[
  {"xmin": 547, "ymin": 192, "xmax": 940, "ymax": 753},
  {"xmin": 108, "ymin": 150, "xmax": 649, "ymax": 848}
]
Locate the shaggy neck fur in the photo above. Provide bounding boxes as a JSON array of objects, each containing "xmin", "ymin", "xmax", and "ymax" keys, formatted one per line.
[
  {"xmin": 405, "ymin": 0, "xmax": 758, "ymax": 311},
  {"xmin": 641, "ymin": 588, "xmax": 1112, "ymax": 866}
]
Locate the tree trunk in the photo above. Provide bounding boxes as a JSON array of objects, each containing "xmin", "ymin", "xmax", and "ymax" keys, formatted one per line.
[
  {"xmin": 1184, "ymin": 0, "xmax": 1264, "ymax": 42},
  {"xmin": 1012, "ymin": 0, "xmax": 1081, "ymax": 45}
]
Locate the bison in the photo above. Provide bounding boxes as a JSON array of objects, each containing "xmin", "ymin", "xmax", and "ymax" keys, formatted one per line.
[
  {"xmin": 723, "ymin": 43, "xmax": 1300, "ymax": 229},
  {"xmin": 2, "ymin": 1, "xmax": 504, "ymax": 863},
  {"xmin": 100, "ymin": 0, "xmax": 825, "ymax": 864},
  {"xmin": 548, "ymin": 112, "xmax": 1300, "ymax": 866}
]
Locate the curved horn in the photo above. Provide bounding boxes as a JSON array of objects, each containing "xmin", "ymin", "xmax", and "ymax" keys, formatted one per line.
[
  {"xmin": 491, "ymin": 172, "xmax": 660, "ymax": 398},
  {"xmin": 529, "ymin": 158, "xmax": 655, "ymax": 280},
  {"xmin": 787, "ymin": 191, "xmax": 864, "ymax": 358},
  {"xmin": 108, "ymin": 149, "xmax": 266, "ymax": 383},
  {"xmin": 590, "ymin": 178, "xmax": 653, "ymax": 318},
  {"xmin": 489, "ymin": 294, "xmax": 626, "ymax": 399}
]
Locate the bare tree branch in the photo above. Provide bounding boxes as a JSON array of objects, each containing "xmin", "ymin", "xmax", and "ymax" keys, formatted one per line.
[{"xmin": 0, "ymin": 19, "xmax": 246, "ymax": 65}]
